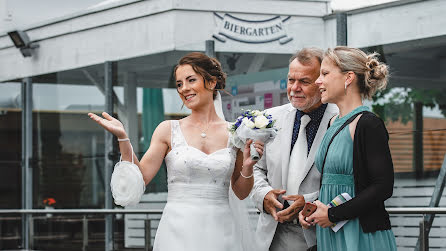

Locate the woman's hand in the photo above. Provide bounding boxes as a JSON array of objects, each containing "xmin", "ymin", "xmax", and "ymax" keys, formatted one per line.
[
  {"xmin": 298, "ymin": 210, "xmax": 312, "ymax": 229},
  {"xmin": 242, "ymin": 139, "xmax": 264, "ymax": 168},
  {"xmin": 306, "ymin": 200, "xmax": 334, "ymax": 228},
  {"xmin": 88, "ymin": 112, "xmax": 127, "ymax": 139},
  {"xmin": 232, "ymin": 139, "xmax": 265, "ymax": 200}
]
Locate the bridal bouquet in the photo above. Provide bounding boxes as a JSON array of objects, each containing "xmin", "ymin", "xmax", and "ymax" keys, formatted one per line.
[
  {"xmin": 229, "ymin": 110, "xmax": 277, "ymax": 160},
  {"xmin": 110, "ymin": 160, "xmax": 146, "ymax": 207}
]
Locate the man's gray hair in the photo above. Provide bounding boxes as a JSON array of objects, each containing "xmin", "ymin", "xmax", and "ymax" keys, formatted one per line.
[{"xmin": 289, "ymin": 47, "xmax": 324, "ymax": 65}]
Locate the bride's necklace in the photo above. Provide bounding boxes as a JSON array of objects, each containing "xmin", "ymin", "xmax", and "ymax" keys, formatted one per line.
[{"xmin": 192, "ymin": 122, "xmax": 211, "ymax": 138}]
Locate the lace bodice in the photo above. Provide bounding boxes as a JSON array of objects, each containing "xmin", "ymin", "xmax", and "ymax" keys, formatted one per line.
[{"xmin": 165, "ymin": 120, "xmax": 237, "ymax": 190}]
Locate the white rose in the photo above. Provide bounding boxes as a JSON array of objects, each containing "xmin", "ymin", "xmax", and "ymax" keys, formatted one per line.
[
  {"xmin": 110, "ymin": 161, "xmax": 145, "ymax": 207},
  {"xmin": 252, "ymin": 110, "xmax": 262, "ymax": 116},
  {"xmin": 243, "ymin": 117, "xmax": 255, "ymax": 129},
  {"xmin": 254, "ymin": 115, "xmax": 270, "ymax": 129}
]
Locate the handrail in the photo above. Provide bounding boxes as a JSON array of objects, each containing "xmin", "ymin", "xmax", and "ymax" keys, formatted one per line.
[
  {"xmin": 386, "ymin": 207, "xmax": 446, "ymax": 214},
  {"xmin": 0, "ymin": 207, "xmax": 446, "ymax": 215},
  {"xmin": 1, "ymin": 207, "xmax": 446, "ymax": 214},
  {"xmin": 0, "ymin": 209, "xmax": 164, "ymax": 214},
  {"xmin": 1, "ymin": 207, "xmax": 445, "ymax": 251}
]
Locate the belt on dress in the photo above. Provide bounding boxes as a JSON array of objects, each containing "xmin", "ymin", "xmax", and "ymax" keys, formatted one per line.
[
  {"xmin": 167, "ymin": 183, "xmax": 230, "ymax": 203},
  {"xmin": 321, "ymin": 173, "xmax": 354, "ymax": 185}
]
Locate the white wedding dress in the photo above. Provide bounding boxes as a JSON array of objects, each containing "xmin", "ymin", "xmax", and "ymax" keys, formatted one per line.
[{"xmin": 153, "ymin": 120, "xmax": 249, "ymax": 251}]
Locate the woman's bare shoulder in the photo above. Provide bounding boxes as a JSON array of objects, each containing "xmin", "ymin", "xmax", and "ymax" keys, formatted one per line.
[{"xmin": 153, "ymin": 120, "xmax": 172, "ymax": 141}]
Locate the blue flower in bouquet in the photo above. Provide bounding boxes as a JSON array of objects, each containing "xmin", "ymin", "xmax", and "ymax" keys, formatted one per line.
[
  {"xmin": 230, "ymin": 110, "xmax": 276, "ymax": 133},
  {"xmin": 229, "ymin": 109, "xmax": 277, "ymax": 160}
]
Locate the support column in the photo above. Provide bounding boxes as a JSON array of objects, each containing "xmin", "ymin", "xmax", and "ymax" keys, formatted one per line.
[
  {"xmin": 336, "ymin": 12, "xmax": 347, "ymax": 46},
  {"xmin": 123, "ymin": 72, "xmax": 139, "ymax": 156},
  {"xmin": 91, "ymin": 135, "xmax": 99, "ymax": 205},
  {"xmin": 414, "ymin": 101, "xmax": 424, "ymax": 179},
  {"xmin": 104, "ymin": 61, "xmax": 116, "ymax": 251},
  {"xmin": 205, "ymin": 40, "xmax": 215, "ymax": 58},
  {"xmin": 21, "ymin": 77, "xmax": 33, "ymax": 249}
]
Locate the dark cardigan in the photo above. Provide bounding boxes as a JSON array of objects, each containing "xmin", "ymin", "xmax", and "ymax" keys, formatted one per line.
[{"xmin": 327, "ymin": 112, "xmax": 394, "ymax": 233}]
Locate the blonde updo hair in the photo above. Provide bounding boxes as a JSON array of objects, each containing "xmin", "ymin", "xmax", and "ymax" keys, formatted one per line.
[{"xmin": 324, "ymin": 46, "xmax": 389, "ymax": 100}]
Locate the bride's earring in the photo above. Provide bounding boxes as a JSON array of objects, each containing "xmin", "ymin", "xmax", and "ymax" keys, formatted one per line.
[{"xmin": 344, "ymin": 82, "xmax": 348, "ymax": 95}]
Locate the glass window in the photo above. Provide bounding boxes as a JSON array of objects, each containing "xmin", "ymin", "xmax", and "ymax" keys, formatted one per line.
[
  {"xmin": 0, "ymin": 82, "xmax": 22, "ymax": 209},
  {"xmin": 32, "ymin": 65, "xmax": 106, "ymax": 209},
  {"xmin": 0, "ymin": 82, "xmax": 22, "ymax": 249}
]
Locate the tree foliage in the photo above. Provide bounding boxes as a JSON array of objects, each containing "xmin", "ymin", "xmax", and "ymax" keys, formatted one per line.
[{"xmin": 372, "ymin": 87, "xmax": 446, "ymax": 124}]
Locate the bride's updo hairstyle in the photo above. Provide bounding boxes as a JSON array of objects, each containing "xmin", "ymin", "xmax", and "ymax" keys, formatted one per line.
[
  {"xmin": 324, "ymin": 46, "xmax": 389, "ymax": 100},
  {"xmin": 174, "ymin": 52, "xmax": 227, "ymax": 100}
]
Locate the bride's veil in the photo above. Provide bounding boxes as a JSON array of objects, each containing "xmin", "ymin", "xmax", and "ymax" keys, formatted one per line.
[
  {"xmin": 214, "ymin": 91, "xmax": 260, "ymax": 251},
  {"xmin": 228, "ymin": 189, "xmax": 261, "ymax": 251},
  {"xmin": 213, "ymin": 91, "xmax": 225, "ymax": 120}
]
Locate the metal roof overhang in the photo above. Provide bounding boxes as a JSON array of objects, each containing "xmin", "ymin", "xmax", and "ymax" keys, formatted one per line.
[
  {"xmin": 0, "ymin": 0, "xmax": 445, "ymax": 91},
  {"xmin": 0, "ymin": 0, "xmax": 330, "ymax": 84}
]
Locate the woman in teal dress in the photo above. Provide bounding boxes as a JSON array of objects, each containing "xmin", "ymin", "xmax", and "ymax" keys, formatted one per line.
[{"xmin": 299, "ymin": 46, "xmax": 397, "ymax": 250}]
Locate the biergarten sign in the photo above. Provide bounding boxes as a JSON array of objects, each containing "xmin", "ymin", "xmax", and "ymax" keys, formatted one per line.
[{"xmin": 213, "ymin": 13, "xmax": 293, "ymax": 44}]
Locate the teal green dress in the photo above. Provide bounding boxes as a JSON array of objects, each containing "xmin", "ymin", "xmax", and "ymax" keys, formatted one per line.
[{"xmin": 315, "ymin": 106, "xmax": 397, "ymax": 251}]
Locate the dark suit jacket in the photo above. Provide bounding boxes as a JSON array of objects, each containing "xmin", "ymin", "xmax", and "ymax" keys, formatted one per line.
[{"xmin": 328, "ymin": 112, "xmax": 394, "ymax": 233}]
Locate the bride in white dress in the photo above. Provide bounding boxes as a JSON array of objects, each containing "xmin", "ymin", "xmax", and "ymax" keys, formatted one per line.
[{"xmin": 89, "ymin": 52, "xmax": 264, "ymax": 251}]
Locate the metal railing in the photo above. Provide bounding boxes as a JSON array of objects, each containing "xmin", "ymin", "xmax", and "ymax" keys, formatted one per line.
[
  {"xmin": 0, "ymin": 209, "xmax": 164, "ymax": 251},
  {"xmin": 1, "ymin": 207, "xmax": 446, "ymax": 251},
  {"xmin": 386, "ymin": 208, "xmax": 446, "ymax": 251}
]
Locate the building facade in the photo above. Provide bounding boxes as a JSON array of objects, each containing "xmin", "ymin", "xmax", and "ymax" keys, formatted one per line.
[{"xmin": 0, "ymin": 0, "xmax": 445, "ymax": 250}]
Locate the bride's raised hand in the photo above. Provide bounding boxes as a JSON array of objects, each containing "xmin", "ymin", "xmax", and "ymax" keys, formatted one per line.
[{"xmin": 88, "ymin": 112, "xmax": 127, "ymax": 139}]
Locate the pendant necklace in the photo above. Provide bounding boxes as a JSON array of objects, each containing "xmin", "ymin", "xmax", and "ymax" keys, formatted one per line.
[{"xmin": 193, "ymin": 122, "xmax": 211, "ymax": 138}]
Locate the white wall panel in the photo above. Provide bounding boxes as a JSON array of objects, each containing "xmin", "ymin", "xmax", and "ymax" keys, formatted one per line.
[
  {"xmin": 347, "ymin": 0, "xmax": 446, "ymax": 48},
  {"xmin": 0, "ymin": 11, "xmax": 176, "ymax": 81},
  {"xmin": 0, "ymin": 0, "xmax": 330, "ymax": 82}
]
